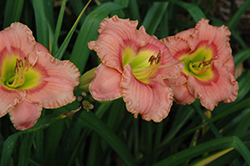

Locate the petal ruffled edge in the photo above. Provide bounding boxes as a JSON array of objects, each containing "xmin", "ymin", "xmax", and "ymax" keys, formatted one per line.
[
  {"xmin": 0, "ymin": 23, "xmax": 37, "ymax": 61},
  {"xmin": 176, "ymin": 28, "xmax": 194, "ymax": 40},
  {"xmin": 25, "ymin": 52, "xmax": 80, "ymax": 108},
  {"xmin": 161, "ymin": 36, "xmax": 190, "ymax": 85},
  {"xmin": 188, "ymin": 18, "xmax": 232, "ymax": 63},
  {"xmin": 121, "ymin": 65, "xmax": 173, "ymax": 122},
  {"xmin": 0, "ymin": 86, "xmax": 25, "ymax": 117},
  {"xmin": 9, "ymin": 100, "xmax": 42, "ymax": 130},
  {"xmin": 188, "ymin": 60, "xmax": 238, "ymax": 110},
  {"xmin": 89, "ymin": 63, "xmax": 122, "ymax": 101},
  {"xmin": 88, "ymin": 15, "xmax": 146, "ymax": 73}
]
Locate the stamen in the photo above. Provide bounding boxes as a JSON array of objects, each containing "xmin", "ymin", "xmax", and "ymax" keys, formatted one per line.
[
  {"xmin": 24, "ymin": 53, "xmax": 30, "ymax": 71},
  {"xmin": 190, "ymin": 56, "xmax": 217, "ymax": 75},
  {"xmin": 7, "ymin": 55, "xmax": 30, "ymax": 88},
  {"xmin": 148, "ymin": 50, "xmax": 161, "ymax": 65}
]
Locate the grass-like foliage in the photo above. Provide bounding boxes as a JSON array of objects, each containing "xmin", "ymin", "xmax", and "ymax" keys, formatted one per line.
[{"xmin": 1, "ymin": 0, "xmax": 250, "ymax": 165}]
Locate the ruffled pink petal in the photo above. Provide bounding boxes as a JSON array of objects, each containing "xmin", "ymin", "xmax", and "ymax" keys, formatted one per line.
[
  {"xmin": 188, "ymin": 18, "xmax": 231, "ymax": 62},
  {"xmin": 89, "ymin": 63, "xmax": 122, "ymax": 101},
  {"xmin": 139, "ymin": 27, "xmax": 184, "ymax": 79},
  {"xmin": 88, "ymin": 15, "xmax": 146, "ymax": 73},
  {"xmin": 36, "ymin": 42, "xmax": 50, "ymax": 53},
  {"xmin": 188, "ymin": 61, "xmax": 238, "ymax": 110},
  {"xmin": 224, "ymin": 55, "xmax": 235, "ymax": 76},
  {"xmin": 0, "ymin": 23, "xmax": 37, "ymax": 62},
  {"xmin": 0, "ymin": 86, "xmax": 25, "ymax": 117},
  {"xmin": 176, "ymin": 28, "xmax": 194, "ymax": 40},
  {"xmin": 25, "ymin": 52, "xmax": 80, "ymax": 108},
  {"xmin": 170, "ymin": 82, "xmax": 196, "ymax": 105},
  {"xmin": 9, "ymin": 100, "xmax": 42, "ymax": 130},
  {"xmin": 121, "ymin": 65, "xmax": 173, "ymax": 122},
  {"xmin": 161, "ymin": 36, "xmax": 190, "ymax": 84},
  {"xmin": 161, "ymin": 36, "xmax": 190, "ymax": 60}
]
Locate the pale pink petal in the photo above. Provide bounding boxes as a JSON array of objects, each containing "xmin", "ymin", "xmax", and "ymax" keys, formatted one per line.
[
  {"xmin": 161, "ymin": 36, "xmax": 190, "ymax": 85},
  {"xmin": 188, "ymin": 18, "xmax": 231, "ymax": 62},
  {"xmin": 188, "ymin": 61, "xmax": 238, "ymax": 110},
  {"xmin": 88, "ymin": 15, "xmax": 146, "ymax": 73},
  {"xmin": 9, "ymin": 100, "xmax": 42, "ymax": 130},
  {"xmin": 170, "ymin": 82, "xmax": 196, "ymax": 105},
  {"xmin": 0, "ymin": 86, "xmax": 25, "ymax": 117},
  {"xmin": 169, "ymin": 72, "xmax": 188, "ymax": 86},
  {"xmin": 25, "ymin": 52, "xmax": 80, "ymax": 108},
  {"xmin": 139, "ymin": 27, "xmax": 184, "ymax": 79},
  {"xmin": 36, "ymin": 42, "xmax": 50, "ymax": 53},
  {"xmin": 121, "ymin": 65, "xmax": 173, "ymax": 122},
  {"xmin": 89, "ymin": 63, "xmax": 122, "ymax": 101},
  {"xmin": 176, "ymin": 28, "xmax": 194, "ymax": 40},
  {"xmin": 224, "ymin": 55, "xmax": 235, "ymax": 76},
  {"xmin": 161, "ymin": 36, "xmax": 190, "ymax": 60},
  {"xmin": 0, "ymin": 23, "xmax": 37, "ymax": 60}
]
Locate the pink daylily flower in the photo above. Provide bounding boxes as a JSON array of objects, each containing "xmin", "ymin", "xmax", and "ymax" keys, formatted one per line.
[
  {"xmin": 88, "ymin": 16, "xmax": 183, "ymax": 122},
  {"xmin": 0, "ymin": 23, "xmax": 80, "ymax": 130},
  {"xmin": 161, "ymin": 18, "xmax": 238, "ymax": 110}
]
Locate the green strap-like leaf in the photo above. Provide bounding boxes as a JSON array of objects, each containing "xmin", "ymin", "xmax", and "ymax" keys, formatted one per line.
[
  {"xmin": 18, "ymin": 133, "xmax": 35, "ymax": 166},
  {"xmin": 51, "ymin": 0, "xmax": 67, "ymax": 55},
  {"xmin": 0, "ymin": 109, "xmax": 80, "ymax": 166},
  {"xmin": 142, "ymin": 2, "xmax": 169, "ymax": 35},
  {"xmin": 234, "ymin": 48, "xmax": 250, "ymax": 68},
  {"xmin": 54, "ymin": 0, "xmax": 92, "ymax": 59},
  {"xmin": 168, "ymin": 0, "xmax": 206, "ymax": 22},
  {"xmin": 153, "ymin": 136, "xmax": 250, "ymax": 166},
  {"xmin": 227, "ymin": 0, "xmax": 250, "ymax": 30},
  {"xmin": 1, "ymin": 133, "xmax": 21, "ymax": 166},
  {"xmin": 3, "ymin": 0, "xmax": 24, "ymax": 28},
  {"xmin": 78, "ymin": 110, "xmax": 136, "ymax": 166},
  {"xmin": 69, "ymin": 2, "xmax": 124, "ymax": 73},
  {"xmin": 31, "ymin": 0, "xmax": 50, "ymax": 49}
]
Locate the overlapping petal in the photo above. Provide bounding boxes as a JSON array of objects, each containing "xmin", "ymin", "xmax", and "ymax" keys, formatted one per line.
[
  {"xmin": 176, "ymin": 28, "xmax": 194, "ymax": 40},
  {"xmin": 188, "ymin": 18, "xmax": 231, "ymax": 62},
  {"xmin": 88, "ymin": 15, "xmax": 146, "ymax": 73},
  {"xmin": 170, "ymin": 83, "xmax": 195, "ymax": 105},
  {"xmin": 224, "ymin": 56, "xmax": 235, "ymax": 75},
  {"xmin": 9, "ymin": 100, "xmax": 42, "ymax": 130},
  {"xmin": 161, "ymin": 18, "xmax": 238, "ymax": 109},
  {"xmin": 0, "ymin": 23, "xmax": 37, "ymax": 63},
  {"xmin": 121, "ymin": 65, "xmax": 173, "ymax": 122},
  {"xmin": 188, "ymin": 61, "xmax": 238, "ymax": 110},
  {"xmin": 161, "ymin": 36, "xmax": 190, "ymax": 85},
  {"xmin": 0, "ymin": 22, "xmax": 80, "ymax": 130},
  {"xmin": 25, "ymin": 52, "xmax": 80, "ymax": 108},
  {"xmin": 0, "ymin": 86, "xmax": 25, "ymax": 117},
  {"xmin": 139, "ymin": 27, "xmax": 184, "ymax": 79},
  {"xmin": 89, "ymin": 64, "xmax": 122, "ymax": 101}
]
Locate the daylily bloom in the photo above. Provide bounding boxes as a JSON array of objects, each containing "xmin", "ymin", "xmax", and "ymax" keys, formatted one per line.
[
  {"xmin": 0, "ymin": 23, "xmax": 80, "ymax": 130},
  {"xmin": 88, "ymin": 16, "xmax": 183, "ymax": 122},
  {"xmin": 161, "ymin": 18, "xmax": 238, "ymax": 110}
]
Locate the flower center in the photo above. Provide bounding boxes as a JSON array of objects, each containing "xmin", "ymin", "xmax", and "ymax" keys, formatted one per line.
[
  {"xmin": 189, "ymin": 56, "xmax": 217, "ymax": 75},
  {"xmin": 6, "ymin": 54, "xmax": 30, "ymax": 88},
  {"xmin": 132, "ymin": 51, "xmax": 162, "ymax": 83}
]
